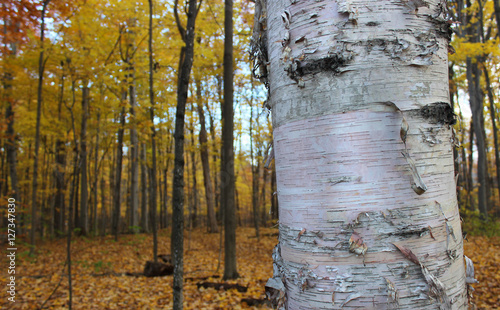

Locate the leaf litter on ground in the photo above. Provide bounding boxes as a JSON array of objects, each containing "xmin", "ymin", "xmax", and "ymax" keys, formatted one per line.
[{"xmin": 0, "ymin": 229, "xmax": 498, "ymax": 309}]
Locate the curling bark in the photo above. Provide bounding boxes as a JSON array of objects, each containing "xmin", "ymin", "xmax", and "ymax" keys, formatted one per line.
[{"xmin": 259, "ymin": 1, "xmax": 469, "ymax": 308}]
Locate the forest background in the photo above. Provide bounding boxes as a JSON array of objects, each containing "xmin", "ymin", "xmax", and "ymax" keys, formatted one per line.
[{"xmin": 0, "ymin": 0, "xmax": 499, "ymax": 309}]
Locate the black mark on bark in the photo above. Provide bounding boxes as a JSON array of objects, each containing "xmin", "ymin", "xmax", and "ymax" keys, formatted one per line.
[{"xmin": 420, "ymin": 102, "xmax": 456, "ymax": 125}]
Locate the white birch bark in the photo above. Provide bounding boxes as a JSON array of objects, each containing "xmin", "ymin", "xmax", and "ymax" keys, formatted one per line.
[{"xmin": 259, "ymin": 0, "xmax": 469, "ymax": 308}]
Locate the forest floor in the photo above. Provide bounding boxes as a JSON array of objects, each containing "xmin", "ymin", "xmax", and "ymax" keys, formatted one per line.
[{"xmin": 0, "ymin": 227, "xmax": 498, "ymax": 309}]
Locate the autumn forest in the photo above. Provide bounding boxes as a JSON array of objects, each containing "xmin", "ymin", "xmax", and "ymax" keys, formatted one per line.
[{"xmin": 0, "ymin": 0, "xmax": 499, "ymax": 309}]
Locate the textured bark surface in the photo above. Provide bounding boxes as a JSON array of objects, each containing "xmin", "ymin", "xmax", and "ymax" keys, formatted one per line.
[
  {"xmin": 222, "ymin": 0, "xmax": 239, "ymax": 280},
  {"xmin": 171, "ymin": 0, "xmax": 200, "ymax": 307},
  {"xmin": 264, "ymin": 0, "xmax": 467, "ymax": 309},
  {"xmin": 79, "ymin": 86, "xmax": 89, "ymax": 235},
  {"xmin": 196, "ymin": 89, "xmax": 218, "ymax": 233}
]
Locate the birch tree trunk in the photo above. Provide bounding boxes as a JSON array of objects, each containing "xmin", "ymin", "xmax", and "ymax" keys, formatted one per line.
[{"xmin": 259, "ymin": 0, "xmax": 469, "ymax": 308}]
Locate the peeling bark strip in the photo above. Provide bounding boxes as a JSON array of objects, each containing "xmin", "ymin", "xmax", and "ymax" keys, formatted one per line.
[{"xmin": 266, "ymin": 0, "xmax": 467, "ymax": 309}]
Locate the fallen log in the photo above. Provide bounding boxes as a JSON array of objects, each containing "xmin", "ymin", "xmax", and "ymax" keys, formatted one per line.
[
  {"xmin": 241, "ymin": 298, "xmax": 270, "ymax": 307},
  {"xmin": 143, "ymin": 261, "xmax": 174, "ymax": 277},
  {"xmin": 196, "ymin": 281, "xmax": 248, "ymax": 293}
]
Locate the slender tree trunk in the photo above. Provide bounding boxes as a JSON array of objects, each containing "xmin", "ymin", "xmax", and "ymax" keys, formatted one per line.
[
  {"xmin": 108, "ymin": 148, "xmax": 115, "ymax": 235},
  {"xmin": 468, "ymin": 120, "xmax": 475, "ymax": 211},
  {"xmin": 189, "ymin": 115, "xmax": 198, "ymax": 229},
  {"xmin": 196, "ymin": 82, "xmax": 218, "ymax": 233},
  {"xmin": 113, "ymin": 90, "xmax": 127, "ymax": 241},
  {"xmin": 147, "ymin": 0, "xmax": 158, "ymax": 263},
  {"xmin": 250, "ymin": 101, "xmax": 260, "ymax": 238},
  {"xmin": 55, "ymin": 114, "xmax": 66, "ymax": 235},
  {"xmin": 5, "ymin": 77, "xmax": 20, "ymax": 211},
  {"xmin": 222, "ymin": 0, "xmax": 238, "ymax": 280},
  {"xmin": 171, "ymin": 0, "xmax": 200, "ymax": 307},
  {"xmin": 494, "ymin": 0, "xmax": 500, "ymax": 36},
  {"xmin": 262, "ymin": 1, "xmax": 467, "ymax": 308},
  {"xmin": 260, "ymin": 166, "xmax": 268, "ymax": 225},
  {"xmin": 140, "ymin": 143, "xmax": 149, "ymax": 233},
  {"xmin": 205, "ymin": 100, "xmax": 220, "ymax": 220},
  {"xmin": 31, "ymin": 0, "xmax": 51, "ymax": 254},
  {"xmin": 79, "ymin": 86, "xmax": 89, "ymax": 235},
  {"xmin": 159, "ymin": 148, "xmax": 164, "ymax": 229},
  {"xmin": 483, "ymin": 68, "xmax": 500, "ymax": 204},
  {"xmin": 163, "ymin": 167, "xmax": 168, "ymax": 227},
  {"xmin": 271, "ymin": 166, "xmax": 278, "ymax": 220},
  {"xmin": 92, "ymin": 111, "xmax": 100, "ymax": 235},
  {"xmin": 2, "ymin": 13, "xmax": 20, "ymax": 208},
  {"xmin": 67, "ymin": 154, "xmax": 77, "ymax": 310},
  {"xmin": 129, "ymin": 69, "xmax": 139, "ymax": 233},
  {"xmin": 466, "ymin": 58, "xmax": 488, "ymax": 218},
  {"xmin": 100, "ymin": 177, "xmax": 106, "ymax": 236}
]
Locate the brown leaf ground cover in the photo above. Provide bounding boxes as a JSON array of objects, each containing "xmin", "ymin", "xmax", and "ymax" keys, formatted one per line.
[{"xmin": 0, "ymin": 228, "xmax": 497, "ymax": 309}]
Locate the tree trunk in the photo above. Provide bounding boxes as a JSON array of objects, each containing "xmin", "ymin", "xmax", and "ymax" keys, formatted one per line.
[
  {"xmin": 92, "ymin": 111, "xmax": 100, "ymax": 235},
  {"xmin": 483, "ymin": 68, "xmax": 500, "ymax": 205},
  {"xmin": 205, "ymin": 99, "xmax": 220, "ymax": 220},
  {"xmin": 222, "ymin": 0, "xmax": 238, "ymax": 281},
  {"xmin": 260, "ymin": 165, "xmax": 268, "ymax": 225},
  {"xmin": 140, "ymin": 143, "xmax": 149, "ymax": 233},
  {"xmin": 54, "ymin": 136, "xmax": 66, "ymax": 235},
  {"xmin": 196, "ymin": 82, "xmax": 218, "ymax": 233},
  {"xmin": 466, "ymin": 58, "xmax": 488, "ymax": 218},
  {"xmin": 147, "ymin": 0, "xmax": 158, "ymax": 263},
  {"xmin": 261, "ymin": 1, "xmax": 468, "ymax": 308},
  {"xmin": 79, "ymin": 86, "xmax": 89, "ymax": 235},
  {"xmin": 4, "ymin": 75, "xmax": 20, "ymax": 214},
  {"xmin": 113, "ymin": 90, "xmax": 127, "ymax": 241},
  {"xmin": 271, "ymin": 166, "xmax": 278, "ymax": 220},
  {"xmin": 100, "ymin": 176, "xmax": 106, "ymax": 236},
  {"xmin": 30, "ymin": 0, "xmax": 51, "ymax": 254},
  {"xmin": 171, "ymin": 0, "xmax": 200, "ymax": 307},
  {"xmin": 129, "ymin": 69, "xmax": 139, "ymax": 233},
  {"xmin": 250, "ymin": 102, "xmax": 260, "ymax": 239},
  {"xmin": 189, "ymin": 109, "xmax": 199, "ymax": 229},
  {"xmin": 494, "ymin": 0, "xmax": 500, "ymax": 36},
  {"xmin": 468, "ymin": 120, "xmax": 475, "ymax": 211}
]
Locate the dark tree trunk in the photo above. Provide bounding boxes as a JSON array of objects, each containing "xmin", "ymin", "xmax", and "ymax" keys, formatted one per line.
[
  {"xmin": 79, "ymin": 86, "xmax": 89, "ymax": 235},
  {"xmin": 494, "ymin": 0, "xmax": 500, "ymax": 36},
  {"xmin": 140, "ymin": 143, "xmax": 149, "ymax": 233},
  {"xmin": 148, "ymin": 0, "xmax": 158, "ymax": 263},
  {"xmin": 196, "ymin": 81, "xmax": 218, "ymax": 233},
  {"xmin": 466, "ymin": 59, "xmax": 488, "ymax": 218},
  {"xmin": 271, "ymin": 166, "xmax": 278, "ymax": 220},
  {"xmin": 189, "ymin": 114, "xmax": 198, "ymax": 229},
  {"xmin": 113, "ymin": 90, "xmax": 127, "ymax": 241},
  {"xmin": 129, "ymin": 70, "xmax": 139, "ymax": 232},
  {"xmin": 163, "ymin": 167, "xmax": 168, "ymax": 228},
  {"xmin": 5, "ymin": 78, "xmax": 20, "ymax": 214},
  {"xmin": 92, "ymin": 111, "xmax": 100, "ymax": 235},
  {"xmin": 31, "ymin": 0, "xmax": 51, "ymax": 254},
  {"xmin": 67, "ymin": 152, "xmax": 77, "ymax": 310},
  {"xmin": 100, "ymin": 177, "xmax": 106, "ymax": 236},
  {"xmin": 260, "ymin": 167, "xmax": 267, "ymax": 225},
  {"xmin": 483, "ymin": 68, "xmax": 500, "ymax": 205},
  {"xmin": 171, "ymin": 0, "xmax": 200, "ymax": 307},
  {"xmin": 250, "ymin": 101, "xmax": 260, "ymax": 238},
  {"xmin": 467, "ymin": 120, "xmax": 474, "ymax": 211},
  {"xmin": 222, "ymin": 0, "xmax": 238, "ymax": 280}
]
